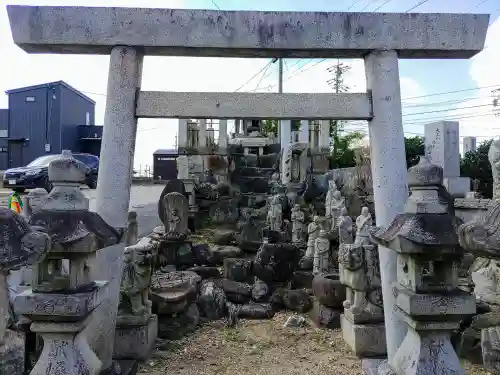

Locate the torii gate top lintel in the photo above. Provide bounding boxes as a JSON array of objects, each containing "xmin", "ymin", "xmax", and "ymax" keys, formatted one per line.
[{"xmin": 6, "ymin": 5, "xmax": 489, "ymax": 59}]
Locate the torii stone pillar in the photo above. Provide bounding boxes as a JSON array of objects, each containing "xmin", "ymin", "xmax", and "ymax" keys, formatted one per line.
[
  {"xmin": 96, "ymin": 46, "xmax": 143, "ymax": 231},
  {"xmin": 365, "ymin": 50, "xmax": 408, "ymax": 364},
  {"xmin": 280, "ymin": 120, "xmax": 292, "ymax": 184},
  {"xmin": 95, "ymin": 46, "xmax": 143, "ymax": 373}
]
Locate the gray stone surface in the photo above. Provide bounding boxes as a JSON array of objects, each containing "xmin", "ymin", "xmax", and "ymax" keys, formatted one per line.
[
  {"xmin": 137, "ymin": 92, "xmax": 372, "ymax": 120},
  {"xmin": 7, "ymin": 6, "xmax": 489, "ymax": 58},
  {"xmin": 113, "ymin": 314, "xmax": 158, "ymax": 361},
  {"xmin": 341, "ymin": 314, "xmax": 387, "ymax": 358}
]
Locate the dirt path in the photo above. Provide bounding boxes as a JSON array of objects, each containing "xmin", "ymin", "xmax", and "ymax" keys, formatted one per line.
[{"xmin": 141, "ymin": 313, "xmax": 361, "ymax": 375}]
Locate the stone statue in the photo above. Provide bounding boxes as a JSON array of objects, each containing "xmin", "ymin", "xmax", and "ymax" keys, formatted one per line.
[
  {"xmin": 267, "ymin": 194, "xmax": 283, "ymax": 232},
  {"xmin": 168, "ymin": 208, "xmax": 181, "ymax": 234},
  {"xmin": 354, "ymin": 207, "xmax": 372, "ymax": 245},
  {"xmin": 118, "ymin": 238, "xmax": 155, "ymax": 316},
  {"xmin": 314, "ymin": 225, "xmax": 330, "ymax": 274},
  {"xmin": 489, "ymin": 139, "xmax": 500, "ymax": 203},
  {"xmin": 305, "ymin": 216, "xmax": 321, "ymax": 260},
  {"xmin": 339, "ymin": 243, "xmax": 367, "ymax": 314},
  {"xmin": 269, "ymin": 172, "xmax": 281, "ymax": 195},
  {"xmin": 331, "ymin": 190, "xmax": 345, "ymax": 232},
  {"xmin": 338, "ymin": 207, "xmax": 353, "ymax": 245},
  {"xmin": 21, "ymin": 188, "xmax": 48, "ymax": 218},
  {"xmin": 291, "ymin": 204, "xmax": 306, "ymax": 245},
  {"xmin": 125, "ymin": 211, "xmax": 138, "ymax": 246},
  {"xmin": 325, "ymin": 180, "xmax": 337, "ymax": 219}
]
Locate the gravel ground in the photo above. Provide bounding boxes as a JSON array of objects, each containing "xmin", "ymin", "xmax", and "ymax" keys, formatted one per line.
[{"xmin": 140, "ymin": 313, "xmax": 361, "ymax": 375}]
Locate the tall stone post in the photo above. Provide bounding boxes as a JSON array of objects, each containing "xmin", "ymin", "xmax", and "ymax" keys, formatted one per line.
[
  {"xmin": 177, "ymin": 119, "xmax": 188, "ymax": 149},
  {"xmin": 199, "ymin": 119, "xmax": 207, "ymax": 171},
  {"xmin": 95, "ymin": 46, "xmax": 142, "ymax": 374},
  {"xmin": 96, "ymin": 46, "xmax": 143, "ymax": 230},
  {"xmin": 319, "ymin": 120, "xmax": 330, "ymax": 149},
  {"xmin": 219, "ymin": 119, "xmax": 228, "ymax": 149},
  {"xmin": 364, "ymin": 50, "xmax": 408, "ymax": 363},
  {"xmin": 280, "ymin": 120, "xmax": 292, "ymax": 184},
  {"xmin": 234, "ymin": 119, "xmax": 241, "ymax": 135},
  {"xmin": 299, "ymin": 120, "xmax": 309, "ymax": 181}
]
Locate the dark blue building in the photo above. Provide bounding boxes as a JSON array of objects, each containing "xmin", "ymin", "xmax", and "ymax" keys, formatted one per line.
[{"xmin": 0, "ymin": 80, "xmax": 103, "ymax": 169}]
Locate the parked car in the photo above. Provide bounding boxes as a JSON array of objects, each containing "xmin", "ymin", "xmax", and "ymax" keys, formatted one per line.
[{"xmin": 3, "ymin": 153, "xmax": 100, "ymax": 192}]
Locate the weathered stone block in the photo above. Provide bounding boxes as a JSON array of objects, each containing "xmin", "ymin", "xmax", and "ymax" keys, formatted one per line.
[
  {"xmin": 14, "ymin": 281, "xmax": 109, "ymax": 321},
  {"xmin": 341, "ymin": 314, "xmax": 387, "ymax": 358},
  {"xmin": 113, "ymin": 314, "xmax": 158, "ymax": 361}
]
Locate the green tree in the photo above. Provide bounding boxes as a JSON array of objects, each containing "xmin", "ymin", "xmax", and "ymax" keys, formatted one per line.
[
  {"xmin": 404, "ymin": 136, "xmax": 425, "ymax": 168},
  {"xmin": 329, "ymin": 128, "xmax": 364, "ymax": 168},
  {"xmin": 461, "ymin": 139, "xmax": 493, "ymax": 198}
]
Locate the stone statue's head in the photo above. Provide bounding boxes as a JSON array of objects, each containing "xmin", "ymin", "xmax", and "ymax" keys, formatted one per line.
[
  {"xmin": 340, "ymin": 207, "xmax": 348, "ymax": 216},
  {"xmin": 333, "ymin": 190, "xmax": 342, "ymax": 200},
  {"xmin": 313, "ymin": 215, "xmax": 320, "ymax": 224},
  {"xmin": 171, "ymin": 208, "xmax": 179, "ymax": 216},
  {"xmin": 328, "ymin": 180, "xmax": 337, "ymax": 190},
  {"xmin": 361, "ymin": 207, "xmax": 370, "ymax": 217},
  {"xmin": 293, "ymin": 204, "xmax": 300, "ymax": 211}
]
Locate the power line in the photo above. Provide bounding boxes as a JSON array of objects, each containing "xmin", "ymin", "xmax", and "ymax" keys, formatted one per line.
[
  {"xmin": 347, "ymin": 0, "xmax": 364, "ymax": 10},
  {"xmin": 211, "ymin": 0, "xmax": 221, "ymax": 10},
  {"xmin": 473, "ymin": 0, "xmax": 490, "ymax": 9},
  {"xmin": 234, "ymin": 60, "xmax": 273, "ymax": 92},
  {"xmin": 373, "ymin": 0, "xmax": 392, "ymax": 11},
  {"xmin": 404, "ymin": 103, "xmax": 492, "ymax": 116},
  {"xmin": 361, "ymin": 0, "xmax": 376, "ymax": 11},
  {"xmin": 253, "ymin": 62, "xmax": 272, "ymax": 91},
  {"xmin": 402, "ymin": 84, "xmax": 500, "ymax": 101},
  {"xmin": 405, "ymin": 0, "xmax": 430, "ymax": 12}
]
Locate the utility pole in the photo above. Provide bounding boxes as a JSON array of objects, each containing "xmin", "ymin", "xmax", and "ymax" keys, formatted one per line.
[{"xmin": 278, "ymin": 58, "xmax": 283, "ymax": 93}]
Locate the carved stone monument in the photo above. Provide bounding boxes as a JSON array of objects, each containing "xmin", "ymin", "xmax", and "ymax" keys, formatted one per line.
[
  {"xmin": 339, "ymin": 243, "xmax": 385, "ymax": 358},
  {"xmin": 325, "ymin": 180, "xmax": 338, "ymax": 229},
  {"xmin": 114, "ymin": 238, "xmax": 158, "ymax": 360},
  {"xmin": 124, "ymin": 211, "xmax": 138, "ymax": 247},
  {"xmin": 15, "ymin": 150, "xmax": 121, "ymax": 375},
  {"xmin": 300, "ymin": 215, "xmax": 321, "ymax": 270},
  {"xmin": 372, "ymin": 157, "xmax": 474, "ymax": 374}
]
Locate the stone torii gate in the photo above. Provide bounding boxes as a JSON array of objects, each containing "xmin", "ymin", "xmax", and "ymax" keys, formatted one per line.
[{"xmin": 7, "ymin": 5, "xmax": 488, "ymax": 371}]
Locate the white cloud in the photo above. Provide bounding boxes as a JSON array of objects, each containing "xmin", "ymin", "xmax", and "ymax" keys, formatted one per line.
[
  {"xmin": 446, "ymin": 15, "xmax": 500, "ymax": 151},
  {"xmin": 0, "ymin": 0, "xmax": 427, "ymax": 168}
]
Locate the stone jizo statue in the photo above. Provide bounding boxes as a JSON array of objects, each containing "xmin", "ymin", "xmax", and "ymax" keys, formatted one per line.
[
  {"xmin": 313, "ymin": 225, "xmax": 331, "ymax": 275},
  {"xmin": 305, "ymin": 216, "xmax": 321, "ymax": 260},
  {"xmin": 267, "ymin": 194, "xmax": 283, "ymax": 232},
  {"xmin": 125, "ymin": 211, "xmax": 138, "ymax": 246},
  {"xmin": 291, "ymin": 204, "xmax": 306, "ymax": 245},
  {"xmin": 331, "ymin": 190, "xmax": 345, "ymax": 232},
  {"xmin": 354, "ymin": 207, "xmax": 372, "ymax": 245},
  {"xmin": 168, "ymin": 208, "xmax": 181, "ymax": 234},
  {"xmin": 338, "ymin": 207, "xmax": 353, "ymax": 245}
]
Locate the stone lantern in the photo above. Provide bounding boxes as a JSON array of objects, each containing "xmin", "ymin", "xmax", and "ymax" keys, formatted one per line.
[
  {"xmin": 14, "ymin": 150, "xmax": 120, "ymax": 375},
  {"xmin": 371, "ymin": 156, "xmax": 475, "ymax": 374}
]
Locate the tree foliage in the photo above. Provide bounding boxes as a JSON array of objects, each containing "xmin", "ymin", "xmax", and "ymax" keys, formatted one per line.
[
  {"xmin": 461, "ymin": 139, "xmax": 493, "ymax": 198},
  {"xmin": 404, "ymin": 136, "xmax": 425, "ymax": 168}
]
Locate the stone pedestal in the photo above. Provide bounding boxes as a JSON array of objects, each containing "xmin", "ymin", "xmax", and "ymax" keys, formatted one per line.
[
  {"xmin": 341, "ymin": 314, "xmax": 387, "ymax": 358},
  {"xmin": 30, "ymin": 317, "xmax": 102, "ymax": 375},
  {"xmin": 113, "ymin": 315, "xmax": 158, "ymax": 361}
]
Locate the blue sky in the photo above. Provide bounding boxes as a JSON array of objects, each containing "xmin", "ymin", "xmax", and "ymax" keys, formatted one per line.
[{"xmin": 0, "ymin": 0, "xmax": 499, "ymax": 168}]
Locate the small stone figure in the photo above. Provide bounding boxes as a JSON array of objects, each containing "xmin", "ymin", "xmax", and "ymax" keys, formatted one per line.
[
  {"xmin": 305, "ymin": 216, "xmax": 321, "ymax": 260},
  {"xmin": 118, "ymin": 239, "xmax": 155, "ymax": 316},
  {"xmin": 168, "ymin": 208, "xmax": 181, "ymax": 234},
  {"xmin": 331, "ymin": 190, "xmax": 346, "ymax": 232},
  {"xmin": 314, "ymin": 224, "xmax": 331, "ymax": 275},
  {"xmin": 269, "ymin": 172, "xmax": 281, "ymax": 195},
  {"xmin": 267, "ymin": 194, "xmax": 283, "ymax": 232},
  {"xmin": 338, "ymin": 207, "xmax": 353, "ymax": 245},
  {"xmin": 325, "ymin": 180, "xmax": 338, "ymax": 218},
  {"xmin": 291, "ymin": 204, "xmax": 306, "ymax": 245},
  {"xmin": 354, "ymin": 207, "xmax": 372, "ymax": 245},
  {"xmin": 338, "ymin": 243, "xmax": 367, "ymax": 314}
]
